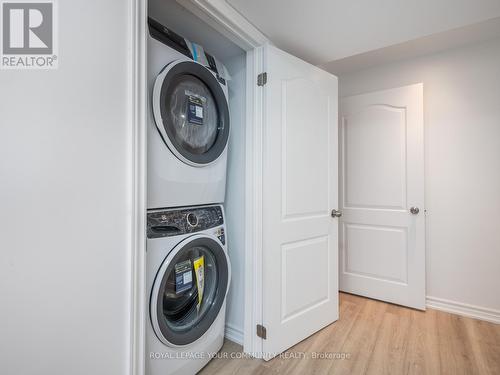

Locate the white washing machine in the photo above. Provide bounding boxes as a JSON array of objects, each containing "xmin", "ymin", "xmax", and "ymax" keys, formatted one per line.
[
  {"xmin": 146, "ymin": 204, "xmax": 231, "ymax": 375},
  {"xmin": 148, "ymin": 18, "xmax": 230, "ymax": 209}
]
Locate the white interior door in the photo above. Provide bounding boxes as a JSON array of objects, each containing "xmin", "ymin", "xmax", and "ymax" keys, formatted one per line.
[
  {"xmin": 261, "ymin": 44, "xmax": 339, "ymax": 357},
  {"xmin": 339, "ymin": 84, "xmax": 425, "ymax": 310}
]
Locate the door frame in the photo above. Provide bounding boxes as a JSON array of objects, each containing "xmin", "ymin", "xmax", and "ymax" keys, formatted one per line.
[{"xmin": 130, "ymin": 1, "xmax": 269, "ymax": 374}]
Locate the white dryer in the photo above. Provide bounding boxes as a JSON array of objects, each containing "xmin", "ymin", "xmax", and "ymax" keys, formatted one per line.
[
  {"xmin": 148, "ymin": 18, "xmax": 230, "ymax": 209},
  {"xmin": 146, "ymin": 205, "xmax": 230, "ymax": 375}
]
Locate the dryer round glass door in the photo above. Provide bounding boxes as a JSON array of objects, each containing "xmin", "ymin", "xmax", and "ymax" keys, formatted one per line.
[
  {"xmin": 153, "ymin": 60, "xmax": 230, "ymax": 166},
  {"xmin": 150, "ymin": 235, "xmax": 230, "ymax": 347}
]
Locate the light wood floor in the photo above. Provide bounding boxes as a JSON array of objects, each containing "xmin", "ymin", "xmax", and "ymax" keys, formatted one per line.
[{"xmin": 200, "ymin": 292, "xmax": 500, "ymax": 375}]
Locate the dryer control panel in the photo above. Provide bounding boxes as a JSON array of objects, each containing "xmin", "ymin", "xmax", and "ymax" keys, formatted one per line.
[{"xmin": 147, "ymin": 205, "xmax": 224, "ymax": 239}]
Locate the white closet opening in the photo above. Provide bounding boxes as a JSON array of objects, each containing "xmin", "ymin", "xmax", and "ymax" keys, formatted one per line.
[{"xmin": 148, "ymin": 0, "xmax": 248, "ymax": 345}]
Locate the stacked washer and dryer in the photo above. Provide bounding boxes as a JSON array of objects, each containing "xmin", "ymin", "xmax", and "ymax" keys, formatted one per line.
[{"xmin": 146, "ymin": 18, "xmax": 232, "ymax": 375}]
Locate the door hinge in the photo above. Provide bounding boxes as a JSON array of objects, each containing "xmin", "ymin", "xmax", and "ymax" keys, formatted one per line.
[
  {"xmin": 256, "ymin": 324, "xmax": 267, "ymax": 339},
  {"xmin": 257, "ymin": 72, "xmax": 267, "ymax": 86}
]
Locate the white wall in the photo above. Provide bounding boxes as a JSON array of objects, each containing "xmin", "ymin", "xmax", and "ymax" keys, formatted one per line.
[
  {"xmin": 0, "ymin": 1, "xmax": 135, "ymax": 374},
  {"xmin": 224, "ymin": 53, "xmax": 247, "ymax": 344},
  {"xmin": 339, "ymin": 38, "xmax": 500, "ymax": 315}
]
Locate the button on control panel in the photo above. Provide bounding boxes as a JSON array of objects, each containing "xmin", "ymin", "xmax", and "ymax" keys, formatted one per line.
[{"xmin": 186, "ymin": 212, "xmax": 198, "ymax": 227}]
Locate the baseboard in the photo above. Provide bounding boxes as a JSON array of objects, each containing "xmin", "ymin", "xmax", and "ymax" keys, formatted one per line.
[
  {"xmin": 225, "ymin": 323, "xmax": 244, "ymax": 345},
  {"xmin": 426, "ymin": 296, "xmax": 500, "ymax": 324}
]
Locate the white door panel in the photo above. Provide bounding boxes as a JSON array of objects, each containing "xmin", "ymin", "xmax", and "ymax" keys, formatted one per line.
[
  {"xmin": 262, "ymin": 44, "xmax": 339, "ymax": 357},
  {"xmin": 343, "ymin": 105, "xmax": 407, "ymax": 209},
  {"xmin": 340, "ymin": 84, "xmax": 425, "ymax": 310},
  {"xmin": 282, "ymin": 78, "xmax": 330, "ymax": 219},
  {"xmin": 343, "ymin": 223, "xmax": 408, "ymax": 283}
]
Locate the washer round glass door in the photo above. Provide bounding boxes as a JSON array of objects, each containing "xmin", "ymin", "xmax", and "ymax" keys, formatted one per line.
[
  {"xmin": 150, "ymin": 235, "xmax": 230, "ymax": 347},
  {"xmin": 153, "ymin": 60, "xmax": 230, "ymax": 166}
]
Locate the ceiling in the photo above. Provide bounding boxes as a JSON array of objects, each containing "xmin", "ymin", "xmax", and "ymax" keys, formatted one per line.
[
  {"xmin": 227, "ymin": 0, "xmax": 500, "ymax": 70},
  {"xmin": 324, "ymin": 16, "xmax": 500, "ymax": 74}
]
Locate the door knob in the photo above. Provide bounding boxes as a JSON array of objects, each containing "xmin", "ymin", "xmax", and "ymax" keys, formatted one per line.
[
  {"xmin": 331, "ymin": 209, "xmax": 342, "ymax": 218},
  {"xmin": 410, "ymin": 207, "xmax": 420, "ymax": 215}
]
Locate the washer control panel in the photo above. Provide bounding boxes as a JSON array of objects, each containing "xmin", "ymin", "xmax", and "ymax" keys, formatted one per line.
[{"xmin": 147, "ymin": 205, "xmax": 224, "ymax": 239}]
